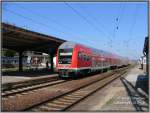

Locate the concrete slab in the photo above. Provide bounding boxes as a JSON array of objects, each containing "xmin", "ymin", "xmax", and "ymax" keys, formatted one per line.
[{"xmin": 125, "ymin": 65, "xmax": 146, "ymax": 83}]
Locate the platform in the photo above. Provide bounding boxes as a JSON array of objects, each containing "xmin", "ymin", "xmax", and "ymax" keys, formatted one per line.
[
  {"xmin": 2, "ymin": 74, "xmax": 58, "ymax": 84},
  {"xmin": 125, "ymin": 65, "xmax": 147, "ymax": 84},
  {"xmin": 2, "ymin": 69, "xmax": 58, "ymax": 84}
]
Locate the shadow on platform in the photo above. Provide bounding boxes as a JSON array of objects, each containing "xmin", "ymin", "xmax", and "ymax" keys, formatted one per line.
[
  {"xmin": 135, "ymin": 75, "xmax": 149, "ymax": 94},
  {"xmin": 120, "ymin": 75, "xmax": 149, "ymax": 111},
  {"xmin": 2, "ymin": 68, "xmax": 57, "ymax": 77}
]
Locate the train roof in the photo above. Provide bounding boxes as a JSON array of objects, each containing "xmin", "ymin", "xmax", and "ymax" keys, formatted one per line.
[
  {"xmin": 59, "ymin": 41, "xmax": 124, "ymax": 59},
  {"xmin": 59, "ymin": 41, "xmax": 76, "ymax": 49}
]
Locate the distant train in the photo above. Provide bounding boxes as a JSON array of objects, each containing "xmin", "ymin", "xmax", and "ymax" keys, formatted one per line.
[{"xmin": 56, "ymin": 41, "xmax": 129, "ymax": 78}]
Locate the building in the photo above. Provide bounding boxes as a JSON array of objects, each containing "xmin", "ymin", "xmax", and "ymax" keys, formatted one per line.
[
  {"xmin": 2, "ymin": 50, "xmax": 56, "ymax": 69},
  {"xmin": 143, "ymin": 37, "xmax": 148, "ymax": 75}
]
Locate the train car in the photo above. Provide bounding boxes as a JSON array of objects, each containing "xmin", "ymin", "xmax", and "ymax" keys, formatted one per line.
[{"xmin": 56, "ymin": 41, "xmax": 128, "ymax": 78}]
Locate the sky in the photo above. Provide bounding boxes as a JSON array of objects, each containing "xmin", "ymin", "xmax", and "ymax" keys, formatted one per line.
[{"xmin": 2, "ymin": 2, "xmax": 148, "ymax": 60}]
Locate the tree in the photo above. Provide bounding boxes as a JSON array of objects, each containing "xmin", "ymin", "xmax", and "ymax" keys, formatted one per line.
[{"xmin": 3, "ymin": 49, "xmax": 16, "ymax": 57}]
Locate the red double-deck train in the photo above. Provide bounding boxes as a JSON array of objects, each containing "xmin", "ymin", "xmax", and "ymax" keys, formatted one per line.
[{"xmin": 56, "ymin": 41, "xmax": 129, "ymax": 77}]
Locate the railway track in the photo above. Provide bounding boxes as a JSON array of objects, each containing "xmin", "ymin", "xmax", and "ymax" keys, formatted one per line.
[
  {"xmin": 2, "ymin": 66, "xmax": 130, "ymax": 111},
  {"xmin": 2, "ymin": 68, "xmax": 123, "ymax": 97},
  {"xmin": 2, "ymin": 69, "xmax": 116, "ymax": 97},
  {"xmin": 2, "ymin": 79, "xmax": 67, "ymax": 97},
  {"xmin": 2, "ymin": 75, "xmax": 58, "ymax": 91},
  {"xmin": 25, "ymin": 68, "xmax": 128, "ymax": 111}
]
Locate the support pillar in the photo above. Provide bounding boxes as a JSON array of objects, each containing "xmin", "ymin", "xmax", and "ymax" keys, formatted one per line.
[
  {"xmin": 50, "ymin": 53, "xmax": 54, "ymax": 72},
  {"xmin": 147, "ymin": 54, "xmax": 149, "ymax": 94},
  {"xmin": 146, "ymin": 54, "xmax": 148, "ymax": 75},
  {"xmin": 19, "ymin": 51, "xmax": 23, "ymax": 72}
]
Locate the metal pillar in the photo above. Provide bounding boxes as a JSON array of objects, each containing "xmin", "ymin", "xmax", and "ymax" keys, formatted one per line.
[
  {"xmin": 146, "ymin": 54, "xmax": 148, "ymax": 75},
  {"xmin": 50, "ymin": 53, "xmax": 54, "ymax": 72},
  {"xmin": 141, "ymin": 56, "xmax": 143, "ymax": 69},
  {"xmin": 19, "ymin": 51, "xmax": 23, "ymax": 72}
]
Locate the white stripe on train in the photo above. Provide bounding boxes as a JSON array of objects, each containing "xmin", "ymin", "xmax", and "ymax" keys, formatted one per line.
[{"xmin": 58, "ymin": 65, "xmax": 119, "ymax": 71}]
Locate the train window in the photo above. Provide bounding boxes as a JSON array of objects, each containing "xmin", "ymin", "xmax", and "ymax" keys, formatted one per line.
[
  {"xmin": 87, "ymin": 56, "xmax": 91, "ymax": 61},
  {"xmin": 86, "ymin": 55, "xmax": 89, "ymax": 61},
  {"xmin": 80, "ymin": 53, "xmax": 84, "ymax": 61},
  {"xmin": 89, "ymin": 56, "xmax": 91, "ymax": 61},
  {"xmin": 84, "ymin": 55, "xmax": 87, "ymax": 61},
  {"xmin": 58, "ymin": 48, "xmax": 73, "ymax": 64},
  {"xmin": 82, "ymin": 54, "xmax": 84, "ymax": 60},
  {"xmin": 2, "ymin": 60, "xmax": 5, "ymax": 63},
  {"xmin": 78, "ymin": 52, "xmax": 81, "ymax": 59},
  {"xmin": 59, "ymin": 48, "xmax": 73, "ymax": 53},
  {"xmin": 82, "ymin": 54, "xmax": 85, "ymax": 61},
  {"xmin": 88, "ymin": 56, "xmax": 91, "ymax": 61},
  {"xmin": 82, "ymin": 53, "xmax": 84, "ymax": 60},
  {"xmin": 87, "ymin": 56, "xmax": 89, "ymax": 61},
  {"xmin": 88, "ymin": 56, "xmax": 90, "ymax": 61}
]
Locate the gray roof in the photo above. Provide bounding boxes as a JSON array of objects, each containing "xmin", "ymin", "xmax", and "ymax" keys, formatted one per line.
[
  {"xmin": 59, "ymin": 41, "xmax": 123, "ymax": 59},
  {"xmin": 59, "ymin": 41, "xmax": 76, "ymax": 49}
]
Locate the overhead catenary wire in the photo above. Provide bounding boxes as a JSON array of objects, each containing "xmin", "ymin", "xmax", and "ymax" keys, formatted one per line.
[
  {"xmin": 64, "ymin": 2, "xmax": 111, "ymax": 41},
  {"xmin": 127, "ymin": 4, "xmax": 139, "ymax": 44},
  {"xmin": 3, "ymin": 8, "xmax": 70, "ymax": 38},
  {"xmin": 3, "ymin": 3, "xmax": 140, "ymax": 59},
  {"xmin": 116, "ymin": 3, "xmax": 125, "ymax": 31},
  {"xmin": 123, "ymin": 4, "xmax": 139, "ymax": 58},
  {"xmin": 77, "ymin": 4, "xmax": 114, "ymax": 39},
  {"xmin": 76, "ymin": 4, "xmax": 116, "ymax": 49},
  {"xmin": 113, "ymin": 2, "xmax": 124, "ymax": 39},
  {"xmin": 4, "ymin": 8, "xmax": 95, "ymax": 46},
  {"xmin": 5, "ymin": 6, "xmax": 98, "ymax": 46},
  {"xmin": 17, "ymin": 5, "xmax": 88, "ymax": 41},
  {"xmin": 111, "ymin": 3, "xmax": 125, "ymax": 50}
]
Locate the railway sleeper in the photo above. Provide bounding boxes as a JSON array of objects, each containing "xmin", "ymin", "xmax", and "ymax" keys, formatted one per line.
[
  {"xmin": 37, "ymin": 105, "xmax": 61, "ymax": 111},
  {"xmin": 46, "ymin": 102, "xmax": 67, "ymax": 108},
  {"xmin": 62, "ymin": 96, "xmax": 81, "ymax": 100},
  {"xmin": 56, "ymin": 98, "xmax": 77, "ymax": 103},
  {"xmin": 66, "ymin": 95, "xmax": 83, "ymax": 98},
  {"xmin": 50, "ymin": 100, "xmax": 73, "ymax": 105}
]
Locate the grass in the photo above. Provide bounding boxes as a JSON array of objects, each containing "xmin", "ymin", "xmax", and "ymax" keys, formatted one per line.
[
  {"xmin": 2, "ymin": 67, "xmax": 30, "ymax": 72},
  {"xmin": 102, "ymin": 97, "xmax": 115, "ymax": 107}
]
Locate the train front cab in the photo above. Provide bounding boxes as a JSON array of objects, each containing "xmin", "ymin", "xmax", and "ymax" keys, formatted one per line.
[
  {"xmin": 57, "ymin": 44, "xmax": 92, "ymax": 78},
  {"xmin": 57, "ymin": 47, "xmax": 75, "ymax": 78}
]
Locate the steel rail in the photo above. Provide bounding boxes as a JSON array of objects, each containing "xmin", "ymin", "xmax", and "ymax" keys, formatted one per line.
[
  {"xmin": 24, "ymin": 67, "xmax": 129, "ymax": 111},
  {"xmin": 2, "ymin": 79, "xmax": 67, "ymax": 97}
]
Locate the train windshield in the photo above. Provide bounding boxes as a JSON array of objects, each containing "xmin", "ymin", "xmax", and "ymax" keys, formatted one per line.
[{"xmin": 58, "ymin": 48, "xmax": 73, "ymax": 64}]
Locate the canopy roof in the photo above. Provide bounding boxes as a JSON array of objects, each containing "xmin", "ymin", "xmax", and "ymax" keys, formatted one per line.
[{"xmin": 2, "ymin": 23, "xmax": 66, "ymax": 54}]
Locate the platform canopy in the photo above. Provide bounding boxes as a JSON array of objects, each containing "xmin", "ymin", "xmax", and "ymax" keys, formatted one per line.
[{"xmin": 2, "ymin": 23, "xmax": 66, "ymax": 54}]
